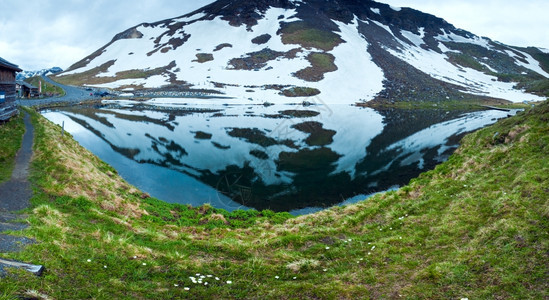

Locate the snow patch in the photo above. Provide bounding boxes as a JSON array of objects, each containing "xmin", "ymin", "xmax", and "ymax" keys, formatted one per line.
[
  {"xmin": 436, "ymin": 31, "xmax": 492, "ymax": 49},
  {"xmin": 371, "ymin": 20, "xmax": 393, "ymax": 35},
  {"xmin": 400, "ymin": 29, "xmax": 425, "ymax": 47},
  {"xmin": 370, "ymin": 8, "xmax": 380, "ymax": 15},
  {"xmin": 172, "ymin": 12, "xmax": 208, "ymax": 24},
  {"xmin": 504, "ymin": 49, "xmax": 549, "ymax": 78},
  {"xmin": 386, "ymin": 34, "xmax": 546, "ymax": 102},
  {"xmin": 438, "ymin": 42, "xmax": 460, "ymax": 54},
  {"xmin": 537, "ymin": 47, "xmax": 549, "ymax": 54}
]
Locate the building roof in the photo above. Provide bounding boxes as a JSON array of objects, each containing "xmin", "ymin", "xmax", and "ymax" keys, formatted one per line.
[
  {"xmin": 0, "ymin": 57, "xmax": 22, "ymax": 72},
  {"xmin": 16, "ymin": 80, "xmax": 38, "ymax": 89}
]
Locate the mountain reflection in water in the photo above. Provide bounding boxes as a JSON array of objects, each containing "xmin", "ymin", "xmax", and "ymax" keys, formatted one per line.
[{"xmin": 42, "ymin": 100, "xmax": 509, "ymax": 212}]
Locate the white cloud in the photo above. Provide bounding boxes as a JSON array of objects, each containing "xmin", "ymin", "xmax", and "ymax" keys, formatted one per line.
[{"xmin": 0, "ymin": 0, "xmax": 215, "ymax": 70}]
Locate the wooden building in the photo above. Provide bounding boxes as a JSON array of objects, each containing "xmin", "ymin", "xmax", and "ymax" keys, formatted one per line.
[
  {"xmin": 16, "ymin": 81, "xmax": 39, "ymax": 98},
  {"xmin": 0, "ymin": 57, "xmax": 22, "ymax": 121}
]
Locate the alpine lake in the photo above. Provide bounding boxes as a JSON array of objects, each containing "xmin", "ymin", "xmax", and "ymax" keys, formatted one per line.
[{"xmin": 42, "ymin": 98, "xmax": 511, "ymax": 215}]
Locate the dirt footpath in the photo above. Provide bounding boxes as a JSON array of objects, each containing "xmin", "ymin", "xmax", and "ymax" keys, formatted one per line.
[{"xmin": 0, "ymin": 112, "xmax": 35, "ymax": 257}]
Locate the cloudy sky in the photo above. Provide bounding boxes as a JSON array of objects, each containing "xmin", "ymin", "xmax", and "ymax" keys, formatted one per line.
[{"xmin": 1, "ymin": 0, "xmax": 548, "ymax": 71}]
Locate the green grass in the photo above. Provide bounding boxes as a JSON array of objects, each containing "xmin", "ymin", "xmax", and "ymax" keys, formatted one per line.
[
  {"xmin": 0, "ymin": 112, "xmax": 25, "ymax": 183},
  {"xmin": 194, "ymin": 53, "xmax": 214, "ymax": 63},
  {"xmin": 24, "ymin": 76, "xmax": 65, "ymax": 97},
  {"xmin": 0, "ymin": 102, "xmax": 548, "ymax": 298},
  {"xmin": 281, "ymin": 87, "xmax": 321, "ymax": 97},
  {"xmin": 280, "ymin": 22, "xmax": 343, "ymax": 51},
  {"xmin": 446, "ymin": 52, "xmax": 486, "ymax": 72},
  {"xmin": 295, "ymin": 52, "xmax": 337, "ymax": 82},
  {"xmin": 54, "ymin": 61, "xmax": 175, "ymax": 88}
]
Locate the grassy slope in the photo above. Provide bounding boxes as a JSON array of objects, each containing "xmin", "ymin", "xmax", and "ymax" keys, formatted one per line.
[
  {"xmin": 24, "ymin": 77, "xmax": 65, "ymax": 97},
  {"xmin": 1, "ymin": 104, "xmax": 548, "ymax": 299},
  {"xmin": 0, "ymin": 113, "xmax": 25, "ymax": 183}
]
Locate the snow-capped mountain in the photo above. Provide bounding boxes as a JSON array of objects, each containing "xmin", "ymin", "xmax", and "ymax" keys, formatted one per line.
[
  {"xmin": 55, "ymin": 0, "xmax": 549, "ymax": 104},
  {"xmin": 17, "ymin": 67, "xmax": 63, "ymax": 81}
]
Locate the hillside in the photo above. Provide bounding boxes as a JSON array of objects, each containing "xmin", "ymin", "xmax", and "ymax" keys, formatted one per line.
[
  {"xmin": 53, "ymin": 0, "xmax": 549, "ymax": 104},
  {"xmin": 0, "ymin": 102, "xmax": 547, "ymax": 298},
  {"xmin": 23, "ymin": 76, "xmax": 65, "ymax": 97}
]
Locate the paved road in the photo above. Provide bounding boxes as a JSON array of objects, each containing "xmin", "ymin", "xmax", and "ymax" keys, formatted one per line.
[{"xmin": 19, "ymin": 75, "xmax": 100, "ymax": 107}]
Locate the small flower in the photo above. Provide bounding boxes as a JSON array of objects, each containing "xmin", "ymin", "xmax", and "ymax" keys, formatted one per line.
[
  {"xmin": 293, "ymin": 277, "xmax": 297, "ymax": 280},
  {"xmin": 104, "ymin": 265, "xmax": 107, "ymax": 269},
  {"xmin": 133, "ymin": 256, "xmax": 137, "ymax": 259},
  {"xmin": 275, "ymin": 276, "xmax": 279, "ymax": 279},
  {"xmin": 196, "ymin": 273, "xmax": 200, "ymax": 276},
  {"xmin": 368, "ymin": 252, "xmax": 371, "ymax": 255},
  {"xmin": 226, "ymin": 280, "xmax": 232, "ymax": 284},
  {"xmin": 215, "ymin": 277, "xmax": 220, "ymax": 281},
  {"xmin": 204, "ymin": 282, "xmax": 208, "ymax": 286},
  {"xmin": 323, "ymin": 269, "xmax": 327, "ymax": 272},
  {"xmin": 325, "ymin": 246, "xmax": 330, "ymax": 250},
  {"xmin": 184, "ymin": 287, "xmax": 190, "ymax": 291},
  {"xmin": 174, "ymin": 284, "xmax": 179, "ymax": 287},
  {"xmin": 371, "ymin": 246, "xmax": 376, "ymax": 250},
  {"xmin": 87, "ymin": 259, "xmax": 91, "ymax": 263},
  {"xmin": 142, "ymin": 263, "xmax": 147, "ymax": 266},
  {"xmin": 207, "ymin": 275, "xmax": 213, "ymax": 278}
]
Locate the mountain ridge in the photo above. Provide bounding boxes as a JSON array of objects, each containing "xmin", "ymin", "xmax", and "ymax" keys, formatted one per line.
[
  {"xmin": 16, "ymin": 67, "xmax": 62, "ymax": 81},
  {"xmin": 54, "ymin": 0, "xmax": 549, "ymax": 104}
]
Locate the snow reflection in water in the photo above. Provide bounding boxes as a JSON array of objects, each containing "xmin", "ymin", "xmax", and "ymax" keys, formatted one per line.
[{"xmin": 43, "ymin": 99, "xmax": 509, "ymax": 213}]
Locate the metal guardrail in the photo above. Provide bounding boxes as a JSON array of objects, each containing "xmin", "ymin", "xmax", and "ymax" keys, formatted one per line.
[
  {"xmin": 0, "ymin": 258, "xmax": 45, "ymax": 276},
  {"xmin": 0, "ymin": 104, "xmax": 18, "ymax": 121}
]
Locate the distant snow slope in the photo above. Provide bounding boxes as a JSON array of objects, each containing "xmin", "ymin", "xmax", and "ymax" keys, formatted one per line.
[{"xmin": 17, "ymin": 67, "xmax": 62, "ymax": 81}]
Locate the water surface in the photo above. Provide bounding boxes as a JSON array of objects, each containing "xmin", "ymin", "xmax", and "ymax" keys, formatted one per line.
[{"xmin": 43, "ymin": 99, "xmax": 509, "ymax": 212}]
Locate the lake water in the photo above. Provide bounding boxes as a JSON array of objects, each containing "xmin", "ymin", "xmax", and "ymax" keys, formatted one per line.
[{"xmin": 42, "ymin": 99, "xmax": 509, "ymax": 213}]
